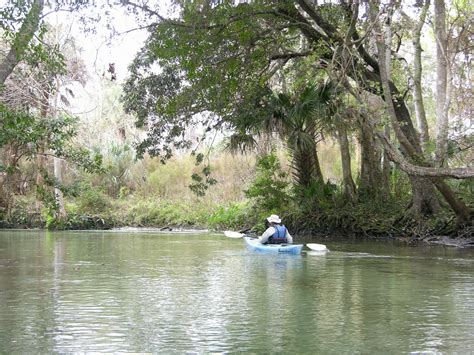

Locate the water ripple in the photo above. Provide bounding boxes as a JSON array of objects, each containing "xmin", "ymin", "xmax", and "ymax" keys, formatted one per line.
[{"xmin": 0, "ymin": 231, "xmax": 473, "ymax": 353}]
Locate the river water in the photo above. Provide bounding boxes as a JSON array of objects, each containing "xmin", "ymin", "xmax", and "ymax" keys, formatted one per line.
[{"xmin": 0, "ymin": 230, "xmax": 473, "ymax": 353}]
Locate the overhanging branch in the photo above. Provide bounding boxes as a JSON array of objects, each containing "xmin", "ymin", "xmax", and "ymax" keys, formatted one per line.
[
  {"xmin": 377, "ymin": 132, "xmax": 474, "ymax": 179},
  {"xmin": 270, "ymin": 51, "xmax": 312, "ymax": 60}
]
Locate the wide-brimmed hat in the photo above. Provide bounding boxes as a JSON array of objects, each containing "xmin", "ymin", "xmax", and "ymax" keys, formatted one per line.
[{"xmin": 267, "ymin": 214, "xmax": 281, "ymax": 224}]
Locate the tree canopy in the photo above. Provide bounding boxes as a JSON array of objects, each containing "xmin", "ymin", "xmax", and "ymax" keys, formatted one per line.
[
  {"xmin": 1, "ymin": 0, "xmax": 472, "ymax": 231},
  {"xmin": 121, "ymin": 0, "xmax": 473, "ymax": 221}
]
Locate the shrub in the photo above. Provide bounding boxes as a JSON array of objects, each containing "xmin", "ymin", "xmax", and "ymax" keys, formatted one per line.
[
  {"xmin": 244, "ymin": 153, "xmax": 291, "ymax": 211},
  {"xmin": 207, "ymin": 201, "xmax": 252, "ymax": 230},
  {"xmin": 76, "ymin": 188, "xmax": 111, "ymax": 214}
]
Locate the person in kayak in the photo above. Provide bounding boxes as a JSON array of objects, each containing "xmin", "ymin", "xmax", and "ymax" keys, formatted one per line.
[{"xmin": 258, "ymin": 214, "xmax": 293, "ymax": 244}]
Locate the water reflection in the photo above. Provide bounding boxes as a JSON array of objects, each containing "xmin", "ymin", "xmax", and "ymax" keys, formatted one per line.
[{"xmin": 0, "ymin": 230, "xmax": 473, "ymax": 353}]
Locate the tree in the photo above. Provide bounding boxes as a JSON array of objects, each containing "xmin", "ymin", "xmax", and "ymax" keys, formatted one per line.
[
  {"xmin": 0, "ymin": 11, "xmax": 102, "ymax": 220},
  {"xmin": 407, "ymin": 0, "xmax": 431, "ymax": 151},
  {"xmin": 434, "ymin": 0, "xmax": 449, "ymax": 166},
  {"xmin": 1, "ymin": 21, "xmax": 89, "ymax": 218},
  {"xmin": 1, "ymin": 0, "xmax": 108, "ymax": 88},
  {"xmin": 0, "ymin": 0, "xmax": 45, "ymax": 85},
  {"xmin": 0, "ymin": 104, "xmax": 102, "ymax": 217},
  {"xmin": 336, "ymin": 117, "xmax": 357, "ymax": 203},
  {"xmin": 228, "ymin": 83, "xmax": 333, "ymax": 190},
  {"xmin": 122, "ymin": 0, "xmax": 473, "ymax": 221}
]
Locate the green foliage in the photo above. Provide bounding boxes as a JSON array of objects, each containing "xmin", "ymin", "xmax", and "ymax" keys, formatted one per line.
[
  {"xmin": 285, "ymin": 197, "xmax": 406, "ymax": 237},
  {"xmin": 389, "ymin": 169, "xmax": 412, "ymax": 202},
  {"xmin": 207, "ymin": 201, "xmax": 252, "ymax": 230},
  {"xmin": 63, "ymin": 212, "xmax": 112, "ymax": 230},
  {"xmin": 0, "ymin": 0, "xmax": 70, "ymax": 88},
  {"xmin": 76, "ymin": 187, "xmax": 111, "ymax": 214},
  {"xmin": 36, "ymin": 184, "xmax": 58, "ymax": 218},
  {"xmin": 189, "ymin": 164, "xmax": 218, "ymax": 197},
  {"xmin": 100, "ymin": 143, "xmax": 134, "ymax": 197},
  {"xmin": 0, "ymin": 103, "xmax": 50, "ymax": 147},
  {"xmin": 245, "ymin": 153, "xmax": 291, "ymax": 212},
  {"xmin": 446, "ymin": 179, "xmax": 474, "ymax": 209},
  {"xmin": 2, "ymin": 196, "xmax": 43, "ymax": 227},
  {"xmin": 109, "ymin": 196, "xmax": 254, "ymax": 231},
  {"xmin": 114, "ymin": 0, "xmax": 474, "ymax": 229},
  {"xmin": 20, "ymin": 23, "xmax": 67, "ymax": 75},
  {"xmin": 119, "ymin": 186, "xmax": 131, "ymax": 199},
  {"xmin": 0, "ymin": 105, "xmax": 103, "ymax": 220},
  {"xmin": 293, "ymin": 179, "xmax": 339, "ymax": 211},
  {"xmin": 45, "ymin": 213, "xmax": 59, "ymax": 230},
  {"xmin": 121, "ymin": 1, "xmax": 303, "ymax": 162},
  {"xmin": 0, "ymin": 105, "xmax": 103, "ymax": 173}
]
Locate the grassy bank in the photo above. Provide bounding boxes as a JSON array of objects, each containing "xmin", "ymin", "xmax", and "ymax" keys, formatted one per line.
[
  {"xmin": 3, "ymin": 189, "xmax": 472, "ymax": 245},
  {"xmin": 2, "ymin": 193, "xmax": 257, "ymax": 231}
]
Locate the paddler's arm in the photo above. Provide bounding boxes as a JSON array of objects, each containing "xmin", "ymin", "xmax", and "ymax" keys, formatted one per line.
[
  {"xmin": 285, "ymin": 230, "xmax": 293, "ymax": 244},
  {"xmin": 258, "ymin": 227, "xmax": 275, "ymax": 244}
]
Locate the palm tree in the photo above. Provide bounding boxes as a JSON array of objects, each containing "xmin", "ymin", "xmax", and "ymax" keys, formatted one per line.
[{"xmin": 228, "ymin": 81, "xmax": 336, "ymax": 190}]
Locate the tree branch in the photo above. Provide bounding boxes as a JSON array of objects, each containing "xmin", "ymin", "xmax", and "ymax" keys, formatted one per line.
[
  {"xmin": 0, "ymin": 0, "xmax": 44, "ymax": 86},
  {"xmin": 270, "ymin": 51, "xmax": 312, "ymax": 60},
  {"xmin": 377, "ymin": 132, "xmax": 474, "ymax": 179}
]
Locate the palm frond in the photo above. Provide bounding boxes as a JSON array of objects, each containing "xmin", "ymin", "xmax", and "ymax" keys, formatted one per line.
[
  {"xmin": 224, "ymin": 133, "xmax": 258, "ymax": 154},
  {"xmin": 287, "ymin": 130, "xmax": 315, "ymax": 152}
]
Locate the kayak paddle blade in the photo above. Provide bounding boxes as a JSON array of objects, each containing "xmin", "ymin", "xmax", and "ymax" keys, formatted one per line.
[
  {"xmin": 224, "ymin": 231, "xmax": 245, "ymax": 238},
  {"xmin": 306, "ymin": 243, "xmax": 328, "ymax": 251}
]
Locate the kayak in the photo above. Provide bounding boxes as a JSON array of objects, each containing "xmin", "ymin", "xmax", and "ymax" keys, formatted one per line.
[{"xmin": 243, "ymin": 237, "xmax": 304, "ymax": 254}]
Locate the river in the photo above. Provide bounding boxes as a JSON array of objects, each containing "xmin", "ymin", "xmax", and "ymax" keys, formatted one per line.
[{"xmin": 0, "ymin": 230, "xmax": 473, "ymax": 353}]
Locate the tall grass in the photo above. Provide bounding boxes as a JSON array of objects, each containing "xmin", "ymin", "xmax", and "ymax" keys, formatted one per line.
[{"xmin": 64, "ymin": 150, "xmax": 259, "ymax": 229}]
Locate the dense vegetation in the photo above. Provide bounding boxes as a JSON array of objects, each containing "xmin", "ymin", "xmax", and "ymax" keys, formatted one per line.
[{"xmin": 1, "ymin": 1, "xmax": 472, "ymax": 242}]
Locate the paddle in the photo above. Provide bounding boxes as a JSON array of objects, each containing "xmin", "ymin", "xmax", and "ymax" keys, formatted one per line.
[
  {"xmin": 224, "ymin": 231, "xmax": 246, "ymax": 238},
  {"xmin": 224, "ymin": 231, "xmax": 328, "ymax": 251},
  {"xmin": 306, "ymin": 243, "xmax": 328, "ymax": 251}
]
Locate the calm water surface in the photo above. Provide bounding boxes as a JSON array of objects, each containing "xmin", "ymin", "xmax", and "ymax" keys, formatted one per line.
[{"xmin": 0, "ymin": 230, "xmax": 473, "ymax": 353}]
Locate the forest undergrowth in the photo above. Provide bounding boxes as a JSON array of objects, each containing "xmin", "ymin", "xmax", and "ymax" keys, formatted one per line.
[{"xmin": 2, "ymin": 151, "xmax": 472, "ymax": 244}]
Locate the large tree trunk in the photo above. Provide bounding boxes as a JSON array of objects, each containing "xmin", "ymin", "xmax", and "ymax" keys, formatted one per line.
[
  {"xmin": 377, "ymin": 132, "xmax": 474, "ymax": 179},
  {"xmin": 366, "ymin": 3, "xmax": 469, "ymax": 220},
  {"xmin": 409, "ymin": 176, "xmax": 441, "ymax": 216},
  {"xmin": 313, "ymin": 144, "xmax": 324, "ymax": 184},
  {"xmin": 412, "ymin": 0, "xmax": 431, "ymax": 151},
  {"xmin": 434, "ymin": 0, "xmax": 450, "ymax": 166},
  {"xmin": 284, "ymin": 1, "xmax": 471, "ymax": 221},
  {"xmin": 0, "ymin": 0, "xmax": 44, "ymax": 85},
  {"xmin": 388, "ymin": 81, "xmax": 471, "ymax": 219},
  {"xmin": 358, "ymin": 120, "xmax": 384, "ymax": 200},
  {"xmin": 336, "ymin": 123, "xmax": 356, "ymax": 202},
  {"xmin": 433, "ymin": 180, "xmax": 471, "ymax": 221},
  {"xmin": 372, "ymin": 2, "xmax": 441, "ymax": 216},
  {"xmin": 381, "ymin": 125, "xmax": 392, "ymax": 198},
  {"xmin": 291, "ymin": 145, "xmax": 323, "ymax": 188}
]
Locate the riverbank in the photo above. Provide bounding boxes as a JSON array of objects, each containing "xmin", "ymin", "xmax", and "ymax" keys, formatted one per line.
[{"xmin": 1, "ymin": 206, "xmax": 472, "ymax": 248}]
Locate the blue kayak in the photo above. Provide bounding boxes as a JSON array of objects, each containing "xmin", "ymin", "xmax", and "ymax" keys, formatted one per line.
[{"xmin": 243, "ymin": 237, "xmax": 303, "ymax": 254}]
